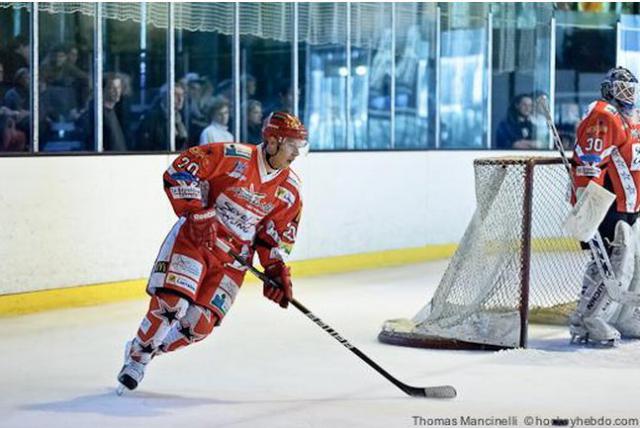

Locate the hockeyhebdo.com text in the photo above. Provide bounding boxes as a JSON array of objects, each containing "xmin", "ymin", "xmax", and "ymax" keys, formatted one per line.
[{"xmin": 410, "ymin": 415, "xmax": 640, "ymax": 427}]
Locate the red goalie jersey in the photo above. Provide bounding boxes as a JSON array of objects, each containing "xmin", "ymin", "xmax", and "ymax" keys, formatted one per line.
[
  {"xmin": 148, "ymin": 142, "xmax": 302, "ymax": 320},
  {"xmin": 572, "ymin": 100, "xmax": 640, "ymax": 213}
]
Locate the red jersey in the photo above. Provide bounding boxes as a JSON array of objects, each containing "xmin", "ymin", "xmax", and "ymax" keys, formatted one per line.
[
  {"xmin": 164, "ymin": 143, "xmax": 303, "ymax": 269},
  {"xmin": 572, "ymin": 100, "xmax": 640, "ymax": 213}
]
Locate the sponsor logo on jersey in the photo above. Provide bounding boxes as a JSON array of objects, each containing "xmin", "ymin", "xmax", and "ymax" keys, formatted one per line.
[
  {"xmin": 210, "ymin": 275, "xmax": 240, "ymax": 315},
  {"xmin": 282, "ymin": 222, "xmax": 297, "ymax": 243},
  {"xmin": 265, "ymin": 220, "xmax": 280, "ymax": 243},
  {"xmin": 228, "ymin": 161, "xmax": 248, "ymax": 180},
  {"xmin": 170, "ymin": 186, "xmax": 202, "ymax": 200},
  {"xmin": 153, "ymin": 261, "xmax": 168, "ymax": 274},
  {"xmin": 166, "ymin": 273, "xmax": 198, "ymax": 293},
  {"xmin": 169, "ymin": 254, "xmax": 203, "ymax": 281},
  {"xmin": 224, "ymin": 143, "xmax": 252, "ymax": 160},
  {"xmin": 230, "ymin": 184, "xmax": 274, "ymax": 214},
  {"xmin": 576, "ymin": 165, "xmax": 601, "ymax": 177},
  {"xmin": 276, "ymin": 186, "xmax": 295, "ymax": 207},
  {"xmin": 286, "ymin": 174, "xmax": 301, "ymax": 190},
  {"xmin": 215, "ymin": 193, "xmax": 262, "ymax": 241},
  {"xmin": 170, "ymin": 171, "xmax": 198, "ymax": 184}
]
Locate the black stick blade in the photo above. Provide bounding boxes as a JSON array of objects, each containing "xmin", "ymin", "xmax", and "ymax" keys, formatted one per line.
[{"xmin": 405, "ymin": 384, "xmax": 457, "ymax": 399}]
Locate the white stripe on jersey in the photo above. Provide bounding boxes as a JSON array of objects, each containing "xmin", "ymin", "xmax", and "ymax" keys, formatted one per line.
[{"xmin": 611, "ymin": 147, "xmax": 637, "ymax": 212}]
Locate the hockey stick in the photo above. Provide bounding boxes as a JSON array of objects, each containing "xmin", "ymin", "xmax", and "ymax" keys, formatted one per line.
[
  {"xmin": 215, "ymin": 239, "xmax": 457, "ymax": 399},
  {"xmin": 539, "ymin": 97, "xmax": 640, "ymax": 307}
]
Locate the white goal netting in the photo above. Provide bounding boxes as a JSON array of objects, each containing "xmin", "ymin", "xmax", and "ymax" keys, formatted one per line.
[{"xmin": 379, "ymin": 157, "xmax": 588, "ymax": 349}]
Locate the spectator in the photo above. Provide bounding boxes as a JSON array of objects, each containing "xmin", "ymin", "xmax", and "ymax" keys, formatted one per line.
[
  {"xmin": 216, "ymin": 78, "xmax": 233, "ymax": 102},
  {"xmin": 4, "ymin": 68, "xmax": 30, "ymax": 112},
  {"xmin": 199, "ymin": 96, "xmax": 233, "ymax": 144},
  {"xmin": 242, "ymin": 73, "xmax": 257, "ymax": 99},
  {"xmin": 0, "ymin": 109, "xmax": 27, "ymax": 152},
  {"xmin": 244, "ymin": 99, "xmax": 263, "ymax": 145},
  {"xmin": 78, "ymin": 72, "xmax": 127, "ymax": 151},
  {"xmin": 185, "ymin": 73, "xmax": 208, "ymax": 146},
  {"xmin": 531, "ymin": 91, "xmax": 551, "ymax": 149},
  {"xmin": 0, "ymin": 61, "xmax": 11, "ymax": 100},
  {"xmin": 136, "ymin": 82, "xmax": 188, "ymax": 151},
  {"xmin": 40, "ymin": 45, "xmax": 69, "ymax": 87},
  {"xmin": 495, "ymin": 94, "xmax": 537, "ymax": 149},
  {"xmin": 65, "ymin": 44, "xmax": 91, "ymax": 110},
  {"xmin": 2, "ymin": 36, "xmax": 29, "ymax": 83},
  {"xmin": 265, "ymin": 81, "xmax": 294, "ymax": 115}
]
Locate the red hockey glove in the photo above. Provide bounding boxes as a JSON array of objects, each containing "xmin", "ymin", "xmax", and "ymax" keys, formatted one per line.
[
  {"xmin": 185, "ymin": 208, "xmax": 218, "ymax": 250},
  {"xmin": 263, "ymin": 262, "xmax": 292, "ymax": 309}
]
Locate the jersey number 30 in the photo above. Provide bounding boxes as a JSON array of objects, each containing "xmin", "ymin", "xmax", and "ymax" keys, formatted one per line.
[{"xmin": 585, "ymin": 137, "xmax": 603, "ymax": 152}]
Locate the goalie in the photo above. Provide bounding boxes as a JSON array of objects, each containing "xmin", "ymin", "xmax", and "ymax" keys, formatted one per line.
[
  {"xmin": 116, "ymin": 112, "xmax": 307, "ymax": 392},
  {"xmin": 569, "ymin": 67, "xmax": 640, "ymax": 345}
]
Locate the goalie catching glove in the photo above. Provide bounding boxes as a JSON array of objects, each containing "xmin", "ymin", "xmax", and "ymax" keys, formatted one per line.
[{"xmin": 263, "ymin": 262, "xmax": 293, "ymax": 308}]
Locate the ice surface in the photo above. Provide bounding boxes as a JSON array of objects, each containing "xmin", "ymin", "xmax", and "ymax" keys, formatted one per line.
[{"xmin": 1, "ymin": 260, "xmax": 639, "ymax": 428}]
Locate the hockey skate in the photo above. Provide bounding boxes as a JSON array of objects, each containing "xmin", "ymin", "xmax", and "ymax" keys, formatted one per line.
[
  {"xmin": 569, "ymin": 313, "xmax": 620, "ymax": 347},
  {"xmin": 116, "ymin": 341, "xmax": 147, "ymax": 395}
]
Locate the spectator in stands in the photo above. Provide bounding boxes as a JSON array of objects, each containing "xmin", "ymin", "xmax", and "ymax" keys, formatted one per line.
[
  {"xmin": 0, "ymin": 108, "xmax": 27, "ymax": 152},
  {"xmin": 65, "ymin": 44, "xmax": 90, "ymax": 111},
  {"xmin": 216, "ymin": 79, "xmax": 233, "ymax": 102},
  {"xmin": 199, "ymin": 95, "xmax": 233, "ymax": 144},
  {"xmin": 1, "ymin": 36, "xmax": 29, "ymax": 83},
  {"xmin": 4, "ymin": 68, "xmax": 29, "ymax": 112},
  {"xmin": 242, "ymin": 73, "xmax": 257, "ymax": 99},
  {"xmin": 78, "ymin": 72, "xmax": 127, "ymax": 151},
  {"xmin": 531, "ymin": 91, "xmax": 551, "ymax": 149},
  {"xmin": 244, "ymin": 99, "xmax": 263, "ymax": 145},
  {"xmin": 185, "ymin": 73, "xmax": 208, "ymax": 147},
  {"xmin": 265, "ymin": 82, "xmax": 294, "ymax": 115},
  {"xmin": 0, "ymin": 61, "xmax": 11, "ymax": 101},
  {"xmin": 137, "ymin": 82, "xmax": 188, "ymax": 151},
  {"xmin": 495, "ymin": 94, "xmax": 537, "ymax": 149}
]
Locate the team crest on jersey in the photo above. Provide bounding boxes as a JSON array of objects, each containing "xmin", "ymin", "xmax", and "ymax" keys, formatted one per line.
[
  {"xmin": 228, "ymin": 161, "xmax": 248, "ymax": 180},
  {"xmin": 276, "ymin": 186, "xmax": 295, "ymax": 207},
  {"xmin": 224, "ymin": 144, "xmax": 252, "ymax": 160}
]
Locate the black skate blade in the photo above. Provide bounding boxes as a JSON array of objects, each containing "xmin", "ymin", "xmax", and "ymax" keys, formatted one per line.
[
  {"xmin": 569, "ymin": 334, "xmax": 617, "ymax": 348},
  {"xmin": 118, "ymin": 373, "xmax": 139, "ymax": 391}
]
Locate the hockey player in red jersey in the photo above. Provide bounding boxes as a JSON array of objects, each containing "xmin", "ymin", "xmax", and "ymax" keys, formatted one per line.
[
  {"xmin": 570, "ymin": 67, "xmax": 640, "ymax": 345},
  {"xmin": 117, "ymin": 112, "xmax": 307, "ymax": 392}
]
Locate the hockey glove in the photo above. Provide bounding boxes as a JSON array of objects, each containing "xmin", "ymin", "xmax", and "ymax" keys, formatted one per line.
[
  {"xmin": 263, "ymin": 262, "xmax": 292, "ymax": 309},
  {"xmin": 185, "ymin": 208, "xmax": 218, "ymax": 250}
]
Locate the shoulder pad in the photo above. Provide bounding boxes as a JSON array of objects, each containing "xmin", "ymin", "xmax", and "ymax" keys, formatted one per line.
[{"xmin": 603, "ymin": 104, "xmax": 619, "ymax": 116}]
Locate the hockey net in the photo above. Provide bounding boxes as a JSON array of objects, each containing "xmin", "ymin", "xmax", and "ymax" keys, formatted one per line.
[{"xmin": 379, "ymin": 156, "xmax": 589, "ymax": 350}]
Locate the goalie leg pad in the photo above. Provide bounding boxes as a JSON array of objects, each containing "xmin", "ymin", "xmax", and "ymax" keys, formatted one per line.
[
  {"xmin": 571, "ymin": 221, "xmax": 635, "ymax": 342},
  {"xmin": 611, "ymin": 221, "xmax": 640, "ymax": 338},
  {"xmin": 130, "ymin": 290, "xmax": 190, "ymax": 364},
  {"xmin": 160, "ymin": 303, "xmax": 217, "ymax": 353}
]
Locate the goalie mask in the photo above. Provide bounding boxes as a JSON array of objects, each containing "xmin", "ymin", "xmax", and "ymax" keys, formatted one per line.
[{"xmin": 601, "ymin": 67, "xmax": 639, "ymax": 113}]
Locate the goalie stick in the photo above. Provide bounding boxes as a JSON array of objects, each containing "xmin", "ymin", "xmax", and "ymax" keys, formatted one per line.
[
  {"xmin": 215, "ymin": 239, "xmax": 457, "ymax": 399},
  {"xmin": 539, "ymin": 97, "xmax": 640, "ymax": 307}
]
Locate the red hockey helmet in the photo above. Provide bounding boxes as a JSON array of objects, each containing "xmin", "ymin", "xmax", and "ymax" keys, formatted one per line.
[{"xmin": 261, "ymin": 111, "xmax": 308, "ymax": 146}]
